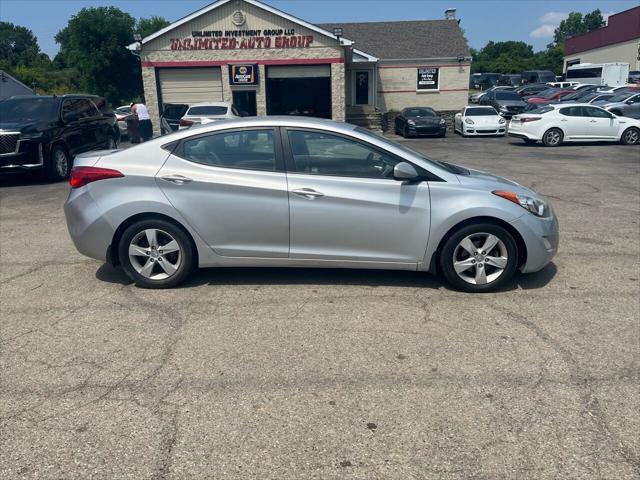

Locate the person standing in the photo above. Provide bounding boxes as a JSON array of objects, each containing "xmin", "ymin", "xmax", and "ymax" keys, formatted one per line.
[{"xmin": 131, "ymin": 102, "xmax": 153, "ymax": 142}]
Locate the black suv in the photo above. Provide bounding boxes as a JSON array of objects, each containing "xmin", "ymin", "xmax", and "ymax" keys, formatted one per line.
[{"xmin": 0, "ymin": 95, "xmax": 120, "ymax": 180}]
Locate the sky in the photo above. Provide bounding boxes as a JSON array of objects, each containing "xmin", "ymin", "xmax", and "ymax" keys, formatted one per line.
[{"xmin": 1, "ymin": 0, "xmax": 638, "ymax": 58}]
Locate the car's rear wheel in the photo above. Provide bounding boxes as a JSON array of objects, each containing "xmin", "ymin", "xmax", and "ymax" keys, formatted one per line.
[
  {"xmin": 439, "ymin": 223, "xmax": 518, "ymax": 293},
  {"xmin": 542, "ymin": 128, "xmax": 563, "ymax": 147},
  {"xmin": 621, "ymin": 127, "xmax": 639, "ymax": 145},
  {"xmin": 46, "ymin": 144, "xmax": 71, "ymax": 181},
  {"xmin": 118, "ymin": 219, "xmax": 195, "ymax": 289}
]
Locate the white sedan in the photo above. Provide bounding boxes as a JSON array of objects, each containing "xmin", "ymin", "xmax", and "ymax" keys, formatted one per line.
[
  {"xmin": 179, "ymin": 102, "xmax": 241, "ymax": 129},
  {"xmin": 454, "ymin": 106, "xmax": 507, "ymax": 136},
  {"xmin": 508, "ymin": 104, "xmax": 640, "ymax": 146}
]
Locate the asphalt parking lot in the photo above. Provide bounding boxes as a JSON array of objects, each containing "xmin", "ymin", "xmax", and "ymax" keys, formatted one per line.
[{"xmin": 1, "ymin": 133, "xmax": 639, "ymax": 479}]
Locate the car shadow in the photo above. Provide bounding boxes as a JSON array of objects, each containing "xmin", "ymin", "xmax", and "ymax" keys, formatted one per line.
[
  {"xmin": 0, "ymin": 171, "xmax": 51, "ymax": 187},
  {"xmin": 509, "ymin": 140, "xmax": 626, "ymax": 148},
  {"xmin": 95, "ymin": 262, "xmax": 558, "ymax": 292}
]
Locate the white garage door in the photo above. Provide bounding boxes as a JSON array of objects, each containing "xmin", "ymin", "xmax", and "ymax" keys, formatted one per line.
[
  {"xmin": 267, "ymin": 65, "xmax": 331, "ymax": 79},
  {"xmin": 158, "ymin": 68, "xmax": 223, "ymax": 104}
]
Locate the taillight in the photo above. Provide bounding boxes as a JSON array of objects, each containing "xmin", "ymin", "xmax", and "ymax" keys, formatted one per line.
[
  {"xmin": 521, "ymin": 117, "xmax": 542, "ymax": 123},
  {"xmin": 179, "ymin": 119, "xmax": 194, "ymax": 127},
  {"xmin": 70, "ymin": 166, "xmax": 124, "ymax": 189}
]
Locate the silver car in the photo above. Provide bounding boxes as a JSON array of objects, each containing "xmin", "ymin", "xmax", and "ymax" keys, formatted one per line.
[{"xmin": 64, "ymin": 117, "xmax": 559, "ymax": 292}]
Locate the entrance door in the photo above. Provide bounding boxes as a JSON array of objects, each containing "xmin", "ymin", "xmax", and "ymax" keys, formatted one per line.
[
  {"xmin": 284, "ymin": 129, "xmax": 431, "ymax": 263},
  {"xmin": 355, "ymin": 71, "xmax": 370, "ymax": 105},
  {"xmin": 232, "ymin": 91, "xmax": 257, "ymax": 116}
]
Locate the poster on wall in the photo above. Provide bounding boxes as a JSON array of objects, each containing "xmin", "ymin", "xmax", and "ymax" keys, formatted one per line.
[
  {"xmin": 417, "ymin": 67, "xmax": 439, "ymax": 90},
  {"xmin": 229, "ymin": 64, "xmax": 259, "ymax": 85}
]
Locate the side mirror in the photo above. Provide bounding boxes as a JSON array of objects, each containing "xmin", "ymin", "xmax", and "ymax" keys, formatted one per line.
[
  {"xmin": 625, "ymin": 100, "xmax": 634, "ymax": 105},
  {"xmin": 393, "ymin": 162, "xmax": 420, "ymax": 181}
]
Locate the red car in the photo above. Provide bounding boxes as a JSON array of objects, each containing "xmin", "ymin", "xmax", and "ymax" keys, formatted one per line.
[{"xmin": 525, "ymin": 89, "xmax": 575, "ymax": 104}]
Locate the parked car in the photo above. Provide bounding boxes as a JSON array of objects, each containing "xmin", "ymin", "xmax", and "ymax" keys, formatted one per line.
[
  {"xmin": 508, "ymin": 104, "xmax": 640, "ymax": 146},
  {"xmin": 64, "ymin": 116, "xmax": 559, "ymax": 293},
  {"xmin": 115, "ymin": 105, "xmax": 132, "ymax": 137},
  {"xmin": 563, "ymin": 92, "xmax": 614, "ymax": 104},
  {"xmin": 572, "ymin": 84, "xmax": 599, "ymax": 91},
  {"xmin": 479, "ymin": 89, "xmax": 527, "ymax": 117},
  {"xmin": 628, "ymin": 71, "xmax": 640, "ymax": 83},
  {"xmin": 470, "ymin": 72, "xmax": 501, "ymax": 89},
  {"xmin": 179, "ymin": 102, "xmax": 241, "ymax": 129},
  {"xmin": 597, "ymin": 92, "xmax": 640, "ymax": 119},
  {"xmin": 0, "ymin": 94, "xmax": 119, "ymax": 180},
  {"xmin": 454, "ymin": 106, "xmax": 506, "ymax": 136},
  {"xmin": 523, "ymin": 89, "xmax": 574, "ymax": 105},
  {"xmin": 521, "ymin": 70, "xmax": 557, "ymax": 84},
  {"xmin": 547, "ymin": 81, "xmax": 579, "ymax": 89},
  {"xmin": 515, "ymin": 83, "xmax": 548, "ymax": 97},
  {"xmin": 468, "ymin": 86, "xmax": 514, "ymax": 104},
  {"xmin": 394, "ymin": 107, "xmax": 447, "ymax": 137},
  {"xmin": 498, "ymin": 74, "xmax": 521, "ymax": 87}
]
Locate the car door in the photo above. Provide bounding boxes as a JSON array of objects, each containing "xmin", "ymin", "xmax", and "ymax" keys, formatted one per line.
[
  {"xmin": 60, "ymin": 99, "xmax": 86, "ymax": 156},
  {"xmin": 156, "ymin": 128, "xmax": 290, "ymax": 258},
  {"xmin": 581, "ymin": 106, "xmax": 619, "ymax": 139},
  {"xmin": 622, "ymin": 94, "xmax": 640, "ymax": 119},
  {"xmin": 78, "ymin": 98, "xmax": 104, "ymax": 149},
  {"xmin": 557, "ymin": 106, "xmax": 590, "ymax": 139},
  {"xmin": 283, "ymin": 128, "xmax": 431, "ymax": 263}
]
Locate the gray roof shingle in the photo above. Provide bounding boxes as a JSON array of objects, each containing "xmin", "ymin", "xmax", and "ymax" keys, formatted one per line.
[{"xmin": 318, "ymin": 20, "xmax": 470, "ymax": 60}]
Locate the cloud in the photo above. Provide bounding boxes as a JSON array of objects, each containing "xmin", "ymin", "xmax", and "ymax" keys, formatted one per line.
[{"xmin": 530, "ymin": 11, "xmax": 569, "ymax": 39}]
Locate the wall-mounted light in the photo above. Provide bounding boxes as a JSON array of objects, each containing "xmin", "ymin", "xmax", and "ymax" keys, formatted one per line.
[
  {"xmin": 333, "ymin": 27, "xmax": 343, "ymax": 42},
  {"xmin": 457, "ymin": 54, "xmax": 465, "ymax": 63},
  {"xmin": 133, "ymin": 33, "xmax": 142, "ymax": 42}
]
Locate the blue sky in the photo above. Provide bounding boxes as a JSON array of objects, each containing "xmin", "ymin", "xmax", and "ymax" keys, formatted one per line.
[{"xmin": 1, "ymin": 0, "xmax": 637, "ymax": 58}]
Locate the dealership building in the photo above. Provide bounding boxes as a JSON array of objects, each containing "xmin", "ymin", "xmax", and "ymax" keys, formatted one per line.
[
  {"xmin": 564, "ymin": 6, "xmax": 640, "ymax": 72},
  {"xmin": 130, "ymin": 0, "xmax": 471, "ymax": 134}
]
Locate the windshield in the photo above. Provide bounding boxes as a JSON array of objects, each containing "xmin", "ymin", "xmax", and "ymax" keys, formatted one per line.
[
  {"xmin": 354, "ymin": 127, "xmax": 468, "ymax": 175},
  {"xmin": 404, "ymin": 108, "xmax": 436, "ymax": 117},
  {"xmin": 608, "ymin": 92, "xmax": 635, "ymax": 103},
  {"xmin": 466, "ymin": 107, "xmax": 497, "ymax": 116},
  {"xmin": 0, "ymin": 97, "xmax": 59, "ymax": 123},
  {"xmin": 535, "ymin": 89, "xmax": 559, "ymax": 97},
  {"xmin": 187, "ymin": 106, "xmax": 228, "ymax": 116},
  {"xmin": 495, "ymin": 91, "xmax": 520, "ymax": 100}
]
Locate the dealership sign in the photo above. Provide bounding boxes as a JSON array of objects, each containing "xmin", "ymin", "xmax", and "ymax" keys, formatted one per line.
[
  {"xmin": 417, "ymin": 67, "xmax": 440, "ymax": 90},
  {"xmin": 170, "ymin": 29, "xmax": 314, "ymax": 50},
  {"xmin": 229, "ymin": 64, "xmax": 259, "ymax": 85}
]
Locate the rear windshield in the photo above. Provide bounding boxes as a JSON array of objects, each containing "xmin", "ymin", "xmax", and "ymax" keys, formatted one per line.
[
  {"xmin": 465, "ymin": 107, "xmax": 497, "ymax": 116},
  {"xmin": 0, "ymin": 97, "xmax": 59, "ymax": 122},
  {"xmin": 187, "ymin": 106, "xmax": 228, "ymax": 116},
  {"xmin": 495, "ymin": 91, "xmax": 520, "ymax": 100},
  {"xmin": 527, "ymin": 106, "xmax": 554, "ymax": 115},
  {"xmin": 404, "ymin": 108, "xmax": 436, "ymax": 117}
]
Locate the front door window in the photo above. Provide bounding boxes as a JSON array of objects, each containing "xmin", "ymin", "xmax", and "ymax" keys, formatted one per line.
[{"xmin": 355, "ymin": 71, "xmax": 369, "ymax": 105}]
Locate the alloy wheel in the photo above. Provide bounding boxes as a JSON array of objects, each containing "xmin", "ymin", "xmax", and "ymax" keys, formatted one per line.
[
  {"xmin": 54, "ymin": 149, "xmax": 69, "ymax": 178},
  {"xmin": 452, "ymin": 233, "xmax": 508, "ymax": 285},
  {"xmin": 128, "ymin": 229, "xmax": 182, "ymax": 280},
  {"xmin": 624, "ymin": 129, "xmax": 639, "ymax": 145},
  {"xmin": 545, "ymin": 130, "xmax": 561, "ymax": 146}
]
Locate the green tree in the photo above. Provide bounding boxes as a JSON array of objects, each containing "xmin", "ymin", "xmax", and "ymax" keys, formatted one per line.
[
  {"xmin": 471, "ymin": 41, "xmax": 535, "ymax": 73},
  {"xmin": 552, "ymin": 9, "xmax": 605, "ymax": 45},
  {"xmin": 55, "ymin": 6, "xmax": 140, "ymax": 104},
  {"xmin": 136, "ymin": 16, "xmax": 170, "ymax": 39},
  {"xmin": 0, "ymin": 22, "xmax": 43, "ymax": 70}
]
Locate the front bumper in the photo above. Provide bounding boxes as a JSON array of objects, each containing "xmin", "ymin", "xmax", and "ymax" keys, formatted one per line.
[
  {"xmin": 0, "ymin": 141, "xmax": 44, "ymax": 170},
  {"xmin": 64, "ymin": 186, "xmax": 114, "ymax": 262},
  {"xmin": 464, "ymin": 125, "xmax": 506, "ymax": 135},
  {"xmin": 407, "ymin": 124, "xmax": 446, "ymax": 136},
  {"xmin": 510, "ymin": 210, "xmax": 559, "ymax": 273}
]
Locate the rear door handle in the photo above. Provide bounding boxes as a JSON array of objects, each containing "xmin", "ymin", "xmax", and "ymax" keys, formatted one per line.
[
  {"xmin": 291, "ymin": 188, "xmax": 324, "ymax": 199},
  {"xmin": 161, "ymin": 174, "xmax": 193, "ymax": 185},
  {"xmin": 590, "ymin": 120, "xmax": 597, "ymax": 123}
]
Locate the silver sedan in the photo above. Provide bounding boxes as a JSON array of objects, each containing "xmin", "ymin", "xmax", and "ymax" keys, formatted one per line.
[{"xmin": 64, "ymin": 117, "xmax": 559, "ymax": 292}]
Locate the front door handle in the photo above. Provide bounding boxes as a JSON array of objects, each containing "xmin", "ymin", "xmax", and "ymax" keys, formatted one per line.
[
  {"xmin": 161, "ymin": 174, "xmax": 193, "ymax": 185},
  {"xmin": 291, "ymin": 188, "xmax": 324, "ymax": 199},
  {"xmin": 589, "ymin": 120, "xmax": 597, "ymax": 123}
]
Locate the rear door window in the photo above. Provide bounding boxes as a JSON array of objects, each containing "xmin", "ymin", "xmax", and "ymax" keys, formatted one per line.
[
  {"xmin": 180, "ymin": 129, "xmax": 276, "ymax": 171},
  {"xmin": 559, "ymin": 107, "xmax": 582, "ymax": 117}
]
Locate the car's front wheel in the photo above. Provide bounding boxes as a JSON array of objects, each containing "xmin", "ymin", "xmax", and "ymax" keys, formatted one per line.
[
  {"xmin": 118, "ymin": 219, "xmax": 195, "ymax": 288},
  {"xmin": 542, "ymin": 128, "xmax": 563, "ymax": 147},
  {"xmin": 439, "ymin": 223, "xmax": 518, "ymax": 293},
  {"xmin": 621, "ymin": 127, "xmax": 639, "ymax": 145},
  {"xmin": 46, "ymin": 144, "xmax": 71, "ymax": 181}
]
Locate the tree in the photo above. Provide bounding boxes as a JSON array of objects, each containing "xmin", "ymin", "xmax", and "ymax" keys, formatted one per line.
[
  {"xmin": 55, "ymin": 7, "xmax": 140, "ymax": 104},
  {"xmin": 553, "ymin": 9, "xmax": 605, "ymax": 45},
  {"xmin": 471, "ymin": 41, "xmax": 535, "ymax": 73},
  {"xmin": 136, "ymin": 16, "xmax": 170, "ymax": 39},
  {"xmin": 0, "ymin": 22, "xmax": 42, "ymax": 70}
]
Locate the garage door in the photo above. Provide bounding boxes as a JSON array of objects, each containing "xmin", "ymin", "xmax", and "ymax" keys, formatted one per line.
[
  {"xmin": 266, "ymin": 65, "xmax": 332, "ymax": 118},
  {"xmin": 158, "ymin": 68, "xmax": 223, "ymax": 105}
]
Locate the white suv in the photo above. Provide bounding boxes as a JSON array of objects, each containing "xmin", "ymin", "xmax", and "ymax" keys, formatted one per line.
[
  {"xmin": 179, "ymin": 102, "xmax": 241, "ymax": 129},
  {"xmin": 508, "ymin": 104, "xmax": 640, "ymax": 146}
]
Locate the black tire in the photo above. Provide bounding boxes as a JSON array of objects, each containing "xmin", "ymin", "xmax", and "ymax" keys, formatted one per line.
[
  {"xmin": 46, "ymin": 144, "xmax": 71, "ymax": 181},
  {"xmin": 542, "ymin": 128, "xmax": 563, "ymax": 147},
  {"xmin": 403, "ymin": 126, "xmax": 409, "ymax": 138},
  {"xmin": 439, "ymin": 223, "xmax": 519, "ymax": 293},
  {"xmin": 105, "ymin": 134, "xmax": 117, "ymax": 150},
  {"xmin": 118, "ymin": 219, "xmax": 195, "ymax": 289},
  {"xmin": 621, "ymin": 127, "xmax": 640, "ymax": 145}
]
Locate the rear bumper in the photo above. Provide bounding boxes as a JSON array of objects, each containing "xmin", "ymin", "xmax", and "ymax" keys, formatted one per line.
[
  {"xmin": 64, "ymin": 187, "xmax": 114, "ymax": 262},
  {"xmin": 511, "ymin": 210, "xmax": 559, "ymax": 273},
  {"xmin": 507, "ymin": 129, "xmax": 539, "ymax": 141}
]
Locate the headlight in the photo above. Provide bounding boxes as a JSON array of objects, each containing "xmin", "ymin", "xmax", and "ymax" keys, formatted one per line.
[
  {"xmin": 499, "ymin": 117, "xmax": 506, "ymax": 124},
  {"xmin": 492, "ymin": 190, "xmax": 550, "ymax": 217},
  {"xmin": 439, "ymin": 118, "xmax": 446, "ymax": 124},
  {"xmin": 464, "ymin": 118, "xmax": 474, "ymax": 125},
  {"xmin": 407, "ymin": 120, "xmax": 416, "ymax": 126}
]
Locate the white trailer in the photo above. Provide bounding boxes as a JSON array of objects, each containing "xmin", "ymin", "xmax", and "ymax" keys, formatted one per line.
[{"xmin": 566, "ymin": 63, "xmax": 630, "ymax": 87}]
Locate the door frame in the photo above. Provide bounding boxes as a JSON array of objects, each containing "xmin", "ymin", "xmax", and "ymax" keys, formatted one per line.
[{"xmin": 351, "ymin": 69, "xmax": 373, "ymax": 105}]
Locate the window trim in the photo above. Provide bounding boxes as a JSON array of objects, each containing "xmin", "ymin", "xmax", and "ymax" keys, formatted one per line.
[
  {"xmin": 280, "ymin": 127, "xmax": 440, "ymax": 181},
  {"xmin": 174, "ymin": 127, "xmax": 285, "ymax": 173}
]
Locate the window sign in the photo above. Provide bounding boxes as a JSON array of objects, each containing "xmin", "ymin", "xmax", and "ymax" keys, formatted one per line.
[
  {"xmin": 229, "ymin": 64, "xmax": 259, "ymax": 85},
  {"xmin": 417, "ymin": 67, "xmax": 439, "ymax": 91}
]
